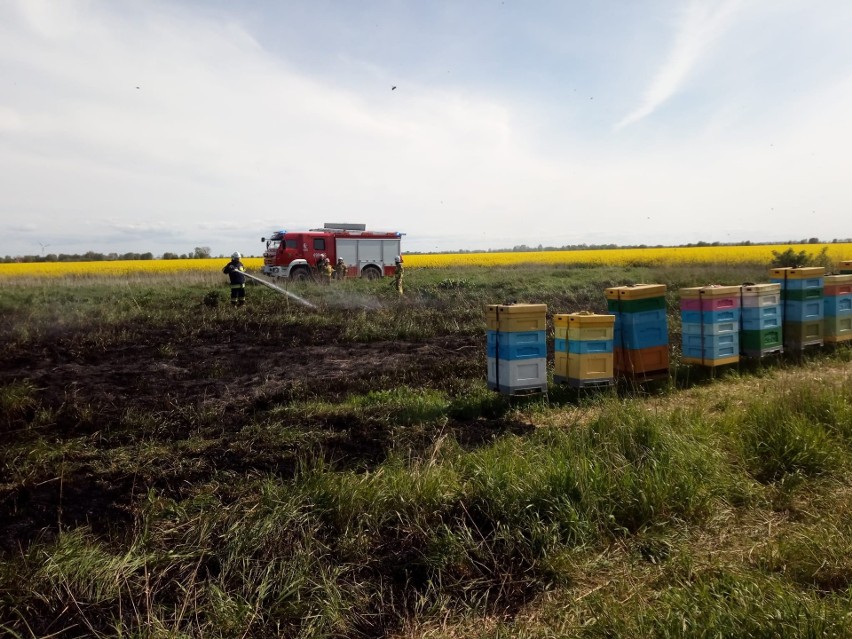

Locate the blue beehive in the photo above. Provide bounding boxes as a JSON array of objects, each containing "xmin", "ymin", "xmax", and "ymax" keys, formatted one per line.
[
  {"xmin": 485, "ymin": 304, "xmax": 548, "ymax": 394},
  {"xmin": 770, "ymin": 267, "xmax": 825, "ymax": 350},
  {"xmin": 680, "ymin": 308, "xmax": 741, "ymax": 325},
  {"xmin": 825, "ymin": 295, "xmax": 852, "ymax": 316},
  {"xmin": 559, "ymin": 312, "xmax": 616, "ymax": 387},
  {"xmin": 606, "ymin": 285, "xmax": 669, "ymax": 378},
  {"xmin": 784, "ymin": 300, "xmax": 824, "ymax": 322},
  {"xmin": 681, "ymin": 320, "xmax": 738, "ymax": 336},
  {"xmin": 824, "ymin": 274, "xmax": 852, "ymax": 344},
  {"xmin": 568, "ymin": 339, "xmax": 614, "ymax": 355},
  {"xmin": 679, "ymin": 285, "xmax": 741, "ymax": 366},
  {"xmin": 682, "ymin": 332, "xmax": 739, "ymax": 360},
  {"xmin": 741, "ymin": 283, "xmax": 783, "ymax": 357},
  {"xmin": 487, "ymin": 329, "xmax": 547, "ymax": 360},
  {"xmin": 740, "ymin": 305, "xmax": 780, "ymax": 331},
  {"xmin": 615, "ymin": 309, "xmax": 669, "ymax": 349}
]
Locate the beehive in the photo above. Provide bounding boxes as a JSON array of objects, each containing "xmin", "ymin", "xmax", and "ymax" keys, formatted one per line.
[
  {"xmin": 769, "ymin": 267, "xmax": 824, "ymax": 350},
  {"xmin": 567, "ymin": 353, "xmax": 614, "ymax": 386},
  {"xmin": 486, "ymin": 303, "xmax": 547, "ymax": 332},
  {"xmin": 567, "ymin": 313, "xmax": 615, "ymax": 341},
  {"xmin": 553, "ymin": 314, "xmax": 570, "ymax": 340},
  {"xmin": 740, "ymin": 282, "xmax": 783, "ymax": 357},
  {"xmin": 784, "ymin": 320, "xmax": 824, "ymax": 350},
  {"xmin": 615, "ymin": 284, "xmax": 667, "ymax": 300},
  {"xmin": 679, "ymin": 285, "xmax": 740, "ymax": 367},
  {"xmin": 740, "ymin": 327, "xmax": 783, "ymax": 354},
  {"xmin": 825, "ymin": 316, "xmax": 852, "ymax": 343},
  {"xmin": 682, "ymin": 332, "xmax": 739, "ymax": 361},
  {"xmin": 769, "ymin": 266, "xmax": 826, "ymax": 279},
  {"xmin": 615, "ymin": 309, "xmax": 669, "ymax": 349},
  {"xmin": 558, "ymin": 313, "xmax": 615, "ymax": 387},
  {"xmin": 486, "ymin": 330, "xmax": 547, "ymax": 360},
  {"xmin": 824, "ymin": 274, "xmax": 852, "ymax": 297},
  {"xmin": 614, "ymin": 345, "xmax": 669, "ymax": 375},
  {"xmin": 485, "ymin": 304, "xmax": 547, "ymax": 394},
  {"xmin": 552, "ymin": 314, "xmax": 571, "ymax": 382},
  {"xmin": 740, "ymin": 305, "xmax": 780, "ymax": 331},
  {"xmin": 741, "ymin": 283, "xmax": 781, "ymax": 308},
  {"xmin": 838, "ymin": 260, "xmax": 852, "ymax": 275},
  {"xmin": 607, "ymin": 285, "xmax": 669, "ymax": 378},
  {"xmin": 824, "ymin": 274, "xmax": 852, "ymax": 343}
]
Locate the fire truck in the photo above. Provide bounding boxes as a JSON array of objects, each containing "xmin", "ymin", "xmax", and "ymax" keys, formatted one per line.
[{"xmin": 261, "ymin": 223, "xmax": 404, "ymax": 281}]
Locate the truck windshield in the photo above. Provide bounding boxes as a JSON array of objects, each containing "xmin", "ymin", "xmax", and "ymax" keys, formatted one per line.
[{"xmin": 267, "ymin": 239, "xmax": 281, "ymax": 250}]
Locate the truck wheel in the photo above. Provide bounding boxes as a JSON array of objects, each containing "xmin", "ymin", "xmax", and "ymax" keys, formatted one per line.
[
  {"xmin": 362, "ymin": 265, "xmax": 381, "ymax": 280},
  {"xmin": 290, "ymin": 267, "xmax": 311, "ymax": 282}
]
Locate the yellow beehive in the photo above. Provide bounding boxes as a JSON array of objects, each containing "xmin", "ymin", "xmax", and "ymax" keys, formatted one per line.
[
  {"xmin": 825, "ymin": 274, "xmax": 852, "ymax": 284},
  {"xmin": 554, "ymin": 352, "xmax": 569, "ymax": 377},
  {"xmin": 485, "ymin": 303, "xmax": 547, "ymax": 331},
  {"xmin": 679, "ymin": 286, "xmax": 702, "ymax": 299},
  {"xmin": 567, "ymin": 313, "xmax": 615, "ymax": 341},
  {"xmin": 485, "ymin": 305, "xmax": 499, "ymax": 330},
  {"xmin": 682, "ymin": 285, "xmax": 742, "ymax": 299},
  {"xmin": 568, "ymin": 353, "xmax": 614, "ymax": 380},
  {"xmin": 615, "ymin": 284, "xmax": 667, "ymax": 300},
  {"xmin": 567, "ymin": 312, "xmax": 615, "ymax": 326},
  {"xmin": 604, "ymin": 287, "xmax": 621, "ymax": 301},
  {"xmin": 682, "ymin": 355, "xmax": 740, "ymax": 367},
  {"xmin": 498, "ymin": 303, "xmax": 548, "ymax": 315},
  {"xmin": 554, "ymin": 314, "xmax": 570, "ymax": 339},
  {"xmin": 697, "ymin": 285, "xmax": 741, "ymax": 297},
  {"xmin": 770, "ymin": 266, "xmax": 826, "ymax": 279}
]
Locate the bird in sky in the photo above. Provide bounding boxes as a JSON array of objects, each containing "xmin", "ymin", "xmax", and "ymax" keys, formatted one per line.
[{"xmin": 391, "ymin": 86, "xmax": 397, "ymax": 90}]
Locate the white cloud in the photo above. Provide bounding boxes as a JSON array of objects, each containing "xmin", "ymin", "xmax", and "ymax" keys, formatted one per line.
[
  {"xmin": 0, "ymin": 0, "xmax": 570, "ymax": 255},
  {"xmin": 615, "ymin": 0, "xmax": 745, "ymax": 130}
]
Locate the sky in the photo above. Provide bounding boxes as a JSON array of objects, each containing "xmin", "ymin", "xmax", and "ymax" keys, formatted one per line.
[{"xmin": 1, "ymin": 0, "xmax": 851, "ymax": 258}]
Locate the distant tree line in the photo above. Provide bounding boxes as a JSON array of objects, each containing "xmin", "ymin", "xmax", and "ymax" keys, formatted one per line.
[
  {"xmin": 405, "ymin": 237, "xmax": 852, "ymax": 255},
  {"xmin": 1, "ymin": 247, "xmax": 218, "ymax": 263}
]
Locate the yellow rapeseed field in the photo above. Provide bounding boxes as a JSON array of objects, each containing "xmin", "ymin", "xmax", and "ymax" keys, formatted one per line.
[
  {"xmin": 0, "ymin": 244, "xmax": 849, "ymax": 278},
  {"xmin": 405, "ymin": 244, "xmax": 851, "ymax": 269},
  {"xmin": 0, "ymin": 258, "xmax": 265, "ymax": 279}
]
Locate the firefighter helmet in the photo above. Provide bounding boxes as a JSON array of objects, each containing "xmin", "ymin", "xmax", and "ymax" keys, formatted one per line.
[
  {"xmin": 394, "ymin": 255, "xmax": 402, "ymax": 263},
  {"xmin": 231, "ymin": 252, "xmax": 241, "ymax": 260}
]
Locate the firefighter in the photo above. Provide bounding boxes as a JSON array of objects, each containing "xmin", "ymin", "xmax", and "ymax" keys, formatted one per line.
[
  {"xmin": 393, "ymin": 255, "xmax": 404, "ymax": 295},
  {"xmin": 223, "ymin": 251, "xmax": 246, "ymax": 306},
  {"xmin": 323, "ymin": 256, "xmax": 334, "ymax": 283},
  {"xmin": 334, "ymin": 257, "xmax": 347, "ymax": 280},
  {"xmin": 315, "ymin": 254, "xmax": 326, "ymax": 280}
]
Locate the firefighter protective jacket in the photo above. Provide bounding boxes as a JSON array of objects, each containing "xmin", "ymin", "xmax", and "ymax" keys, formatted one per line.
[{"xmin": 223, "ymin": 260, "xmax": 246, "ymax": 285}]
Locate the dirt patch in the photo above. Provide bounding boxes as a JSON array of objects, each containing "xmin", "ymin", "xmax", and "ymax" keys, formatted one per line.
[
  {"xmin": 0, "ymin": 471, "xmax": 135, "ymax": 552},
  {"xmin": 0, "ymin": 322, "xmax": 484, "ymax": 551}
]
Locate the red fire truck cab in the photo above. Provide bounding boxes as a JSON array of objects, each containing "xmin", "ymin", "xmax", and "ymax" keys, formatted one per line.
[{"xmin": 261, "ymin": 223, "xmax": 404, "ymax": 281}]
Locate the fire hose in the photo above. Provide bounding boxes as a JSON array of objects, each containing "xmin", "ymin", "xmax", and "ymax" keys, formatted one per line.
[{"xmin": 241, "ymin": 271, "xmax": 316, "ymax": 309}]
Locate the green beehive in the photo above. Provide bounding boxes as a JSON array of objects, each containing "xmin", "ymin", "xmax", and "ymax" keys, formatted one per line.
[{"xmin": 741, "ymin": 328, "xmax": 783, "ymax": 353}]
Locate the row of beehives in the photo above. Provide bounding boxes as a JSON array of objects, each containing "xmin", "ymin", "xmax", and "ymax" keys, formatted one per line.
[{"xmin": 485, "ymin": 265, "xmax": 852, "ymax": 394}]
